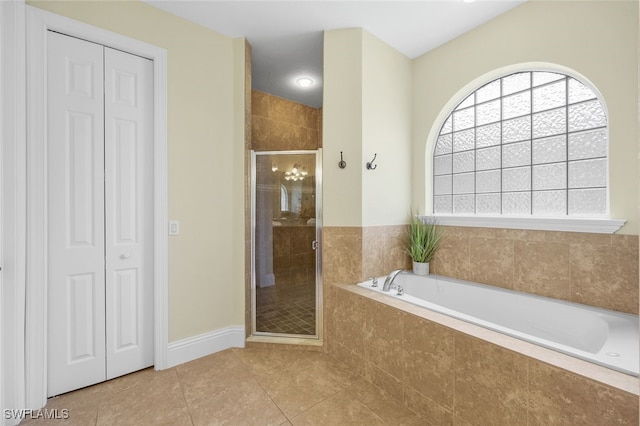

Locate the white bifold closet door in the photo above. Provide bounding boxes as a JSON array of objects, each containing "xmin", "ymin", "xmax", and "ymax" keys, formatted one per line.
[{"xmin": 47, "ymin": 31, "xmax": 154, "ymax": 397}]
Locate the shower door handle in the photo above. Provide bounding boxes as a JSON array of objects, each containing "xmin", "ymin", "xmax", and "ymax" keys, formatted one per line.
[{"xmin": 312, "ymin": 240, "xmax": 319, "ymax": 250}]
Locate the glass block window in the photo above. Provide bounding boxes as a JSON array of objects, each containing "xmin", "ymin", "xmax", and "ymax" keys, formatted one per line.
[{"xmin": 433, "ymin": 71, "xmax": 608, "ymax": 216}]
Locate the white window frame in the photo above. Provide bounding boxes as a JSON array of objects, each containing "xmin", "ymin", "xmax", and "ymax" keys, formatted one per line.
[{"xmin": 426, "ymin": 64, "xmax": 625, "ymax": 234}]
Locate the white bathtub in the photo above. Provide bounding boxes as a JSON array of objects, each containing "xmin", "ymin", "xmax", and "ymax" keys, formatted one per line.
[{"xmin": 358, "ymin": 273, "xmax": 639, "ymax": 376}]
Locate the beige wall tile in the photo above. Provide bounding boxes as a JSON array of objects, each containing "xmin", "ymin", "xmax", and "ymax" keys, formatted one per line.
[
  {"xmin": 612, "ymin": 234, "xmax": 639, "ymax": 249},
  {"xmin": 251, "ymin": 90, "xmax": 321, "ymax": 151},
  {"xmin": 429, "ymin": 225, "xmax": 638, "ymax": 313},
  {"xmin": 470, "ymin": 227, "xmax": 546, "ymax": 242},
  {"xmin": 528, "ymin": 360, "xmax": 639, "ymax": 425},
  {"xmin": 544, "ymin": 230, "xmax": 612, "ymax": 246},
  {"xmin": 402, "ymin": 314, "xmax": 455, "ymax": 410},
  {"xmin": 514, "ymin": 241, "xmax": 571, "ymax": 300},
  {"xmin": 364, "ymin": 299, "xmax": 404, "ymax": 379},
  {"xmin": 364, "ymin": 361, "xmax": 404, "ymax": 399},
  {"xmin": 403, "ymin": 385, "xmax": 454, "ymax": 426},
  {"xmin": 333, "ymin": 288, "xmax": 366, "ymax": 356},
  {"xmin": 333, "ymin": 342, "xmax": 366, "ymax": 378},
  {"xmin": 323, "ymin": 227, "xmax": 362, "ymax": 285},
  {"xmin": 251, "ymin": 90, "xmax": 270, "ymax": 119},
  {"xmin": 570, "ymin": 243, "xmax": 639, "ymax": 314},
  {"xmin": 454, "ymin": 334, "xmax": 528, "ymax": 426},
  {"xmin": 469, "ymin": 237, "xmax": 514, "ymax": 289},
  {"xmin": 363, "ymin": 225, "xmax": 411, "ymax": 278},
  {"xmin": 431, "ymin": 234, "xmax": 471, "ymax": 280}
]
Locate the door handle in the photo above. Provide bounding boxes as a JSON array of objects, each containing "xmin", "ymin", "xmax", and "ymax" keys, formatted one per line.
[{"xmin": 312, "ymin": 241, "xmax": 319, "ymax": 250}]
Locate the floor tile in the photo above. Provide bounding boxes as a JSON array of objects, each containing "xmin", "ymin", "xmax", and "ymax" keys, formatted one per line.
[
  {"xmin": 20, "ymin": 347, "xmax": 421, "ymax": 426},
  {"xmin": 290, "ymin": 390, "xmax": 387, "ymax": 426}
]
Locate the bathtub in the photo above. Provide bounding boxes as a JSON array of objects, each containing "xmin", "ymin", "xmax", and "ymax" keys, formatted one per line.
[{"xmin": 358, "ymin": 273, "xmax": 639, "ymax": 376}]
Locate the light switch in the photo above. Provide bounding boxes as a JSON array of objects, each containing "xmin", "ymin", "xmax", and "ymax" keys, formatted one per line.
[{"xmin": 169, "ymin": 220, "xmax": 180, "ymax": 236}]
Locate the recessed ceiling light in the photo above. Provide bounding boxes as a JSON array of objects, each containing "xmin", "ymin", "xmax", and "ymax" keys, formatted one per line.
[{"xmin": 297, "ymin": 77, "xmax": 314, "ymax": 88}]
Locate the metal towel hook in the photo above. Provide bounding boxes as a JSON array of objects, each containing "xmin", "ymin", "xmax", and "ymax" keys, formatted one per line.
[
  {"xmin": 338, "ymin": 151, "xmax": 347, "ymax": 169},
  {"xmin": 366, "ymin": 153, "xmax": 377, "ymax": 170}
]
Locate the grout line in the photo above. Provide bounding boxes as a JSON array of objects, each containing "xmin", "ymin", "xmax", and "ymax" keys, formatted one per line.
[{"xmin": 174, "ymin": 367, "xmax": 197, "ymax": 426}]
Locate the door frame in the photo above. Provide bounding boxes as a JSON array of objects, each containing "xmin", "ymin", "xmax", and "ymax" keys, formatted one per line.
[
  {"xmin": 249, "ymin": 149, "xmax": 323, "ymax": 345},
  {"xmin": 25, "ymin": 6, "xmax": 168, "ymax": 408},
  {"xmin": 1, "ymin": 1, "xmax": 27, "ymax": 424}
]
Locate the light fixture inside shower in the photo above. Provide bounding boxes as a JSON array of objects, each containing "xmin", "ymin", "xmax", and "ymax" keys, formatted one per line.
[{"xmin": 284, "ymin": 163, "xmax": 307, "ymax": 181}]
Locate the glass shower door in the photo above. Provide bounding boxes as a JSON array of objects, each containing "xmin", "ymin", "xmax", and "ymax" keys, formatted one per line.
[{"xmin": 251, "ymin": 150, "xmax": 321, "ymax": 339}]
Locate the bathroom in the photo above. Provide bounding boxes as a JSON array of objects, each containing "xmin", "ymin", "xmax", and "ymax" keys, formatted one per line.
[{"xmin": 1, "ymin": 0, "xmax": 638, "ymax": 424}]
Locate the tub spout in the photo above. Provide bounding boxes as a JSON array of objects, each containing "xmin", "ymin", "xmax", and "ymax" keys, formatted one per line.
[{"xmin": 382, "ymin": 269, "xmax": 404, "ymax": 292}]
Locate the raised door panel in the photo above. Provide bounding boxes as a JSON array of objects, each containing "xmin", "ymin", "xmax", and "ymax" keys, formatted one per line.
[
  {"xmin": 104, "ymin": 47, "xmax": 154, "ymax": 379},
  {"xmin": 47, "ymin": 31, "xmax": 106, "ymax": 397}
]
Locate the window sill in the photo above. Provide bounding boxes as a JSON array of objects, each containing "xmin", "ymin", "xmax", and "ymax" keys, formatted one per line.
[{"xmin": 425, "ymin": 215, "xmax": 626, "ymax": 234}]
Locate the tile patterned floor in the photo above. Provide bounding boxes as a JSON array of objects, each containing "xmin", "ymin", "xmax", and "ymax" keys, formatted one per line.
[
  {"xmin": 20, "ymin": 347, "xmax": 426, "ymax": 425},
  {"xmin": 256, "ymin": 282, "xmax": 316, "ymax": 335}
]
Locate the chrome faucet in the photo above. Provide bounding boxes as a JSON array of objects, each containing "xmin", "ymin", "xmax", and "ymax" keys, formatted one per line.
[{"xmin": 382, "ymin": 269, "xmax": 404, "ymax": 292}]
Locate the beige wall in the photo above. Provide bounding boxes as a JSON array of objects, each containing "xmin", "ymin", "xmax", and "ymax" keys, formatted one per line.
[
  {"xmin": 412, "ymin": 0, "xmax": 639, "ymax": 234},
  {"xmin": 362, "ymin": 31, "xmax": 413, "ymax": 226},
  {"xmin": 324, "ymin": 29, "xmax": 413, "ymax": 227},
  {"xmin": 323, "ymin": 29, "xmax": 363, "ymax": 227},
  {"xmin": 29, "ymin": 0, "xmax": 246, "ymax": 341}
]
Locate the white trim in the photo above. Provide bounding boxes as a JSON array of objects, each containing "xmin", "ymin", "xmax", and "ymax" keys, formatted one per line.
[
  {"xmin": 429, "ymin": 215, "xmax": 625, "ymax": 234},
  {"xmin": 25, "ymin": 6, "xmax": 168, "ymax": 409},
  {"xmin": 1, "ymin": 1, "xmax": 27, "ymax": 424},
  {"xmin": 166, "ymin": 327, "xmax": 246, "ymax": 368}
]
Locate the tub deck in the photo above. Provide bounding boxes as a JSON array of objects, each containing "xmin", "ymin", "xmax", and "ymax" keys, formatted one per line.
[{"xmin": 347, "ymin": 280, "xmax": 639, "ymax": 395}]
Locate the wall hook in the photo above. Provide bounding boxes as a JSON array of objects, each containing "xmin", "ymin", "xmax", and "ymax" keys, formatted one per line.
[
  {"xmin": 338, "ymin": 151, "xmax": 347, "ymax": 169},
  {"xmin": 366, "ymin": 153, "xmax": 378, "ymax": 170}
]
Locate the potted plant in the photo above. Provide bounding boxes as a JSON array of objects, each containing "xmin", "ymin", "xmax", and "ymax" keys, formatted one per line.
[{"xmin": 406, "ymin": 215, "xmax": 443, "ymax": 275}]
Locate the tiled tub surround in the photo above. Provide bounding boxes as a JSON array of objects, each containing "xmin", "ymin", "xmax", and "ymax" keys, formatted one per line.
[
  {"xmin": 358, "ymin": 274, "xmax": 638, "ymax": 376},
  {"xmin": 323, "ymin": 225, "xmax": 639, "ymax": 314},
  {"xmin": 430, "ymin": 226, "xmax": 639, "ymax": 314},
  {"xmin": 331, "ymin": 284, "xmax": 639, "ymax": 425}
]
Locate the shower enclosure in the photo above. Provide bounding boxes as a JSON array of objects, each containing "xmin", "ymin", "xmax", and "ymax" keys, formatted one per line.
[{"xmin": 250, "ymin": 150, "xmax": 322, "ymax": 341}]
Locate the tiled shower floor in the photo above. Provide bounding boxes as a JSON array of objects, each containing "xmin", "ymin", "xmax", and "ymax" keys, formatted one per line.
[
  {"xmin": 256, "ymin": 281, "xmax": 316, "ymax": 335},
  {"xmin": 19, "ymin": 347, "xmax": 426, "ymax": 425}
]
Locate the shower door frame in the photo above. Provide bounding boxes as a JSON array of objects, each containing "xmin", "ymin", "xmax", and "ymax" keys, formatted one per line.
[{"xmin": 249, "ymin": 149, "xmax": 323, "ymax": 344}]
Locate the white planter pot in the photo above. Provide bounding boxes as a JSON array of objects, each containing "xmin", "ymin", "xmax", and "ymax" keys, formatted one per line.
[{"xmin": 412, "ymin": 261, "xmax": 429, "ymax": 276}]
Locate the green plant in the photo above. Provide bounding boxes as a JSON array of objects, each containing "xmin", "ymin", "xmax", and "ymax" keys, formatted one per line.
[{"xmin": 406, "ymin": 216, "xmax": 443, "ymax": 263}]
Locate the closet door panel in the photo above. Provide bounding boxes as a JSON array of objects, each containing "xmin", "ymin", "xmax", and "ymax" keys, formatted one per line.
[
  {"xmin": 47, "ymin": 31, "xmax": 106, "ymax": 397},
  {"xmin": 104, "ymin": 47, "xmax": 154, "ymax": 379}
]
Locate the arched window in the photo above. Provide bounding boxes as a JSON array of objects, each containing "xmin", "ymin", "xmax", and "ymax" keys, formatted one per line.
[{"xmin": 433, "ymin": 71, "xmax": 607, "ymax": 217}]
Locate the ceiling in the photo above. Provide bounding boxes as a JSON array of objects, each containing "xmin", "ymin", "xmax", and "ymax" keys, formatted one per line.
[{"xmin": 145, "ymin": 0, "xmax": 526, "ymax": 108}]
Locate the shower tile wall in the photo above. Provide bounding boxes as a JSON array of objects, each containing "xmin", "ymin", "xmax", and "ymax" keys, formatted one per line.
[{"xmin": 251, "ymin": 90, "xmax": 322, "ymax": 151}]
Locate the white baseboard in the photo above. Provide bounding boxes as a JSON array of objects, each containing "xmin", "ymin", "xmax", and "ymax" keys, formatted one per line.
[{"xmin": 166, "ymin": 326, "xmax": 245, "ymax": 368}]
